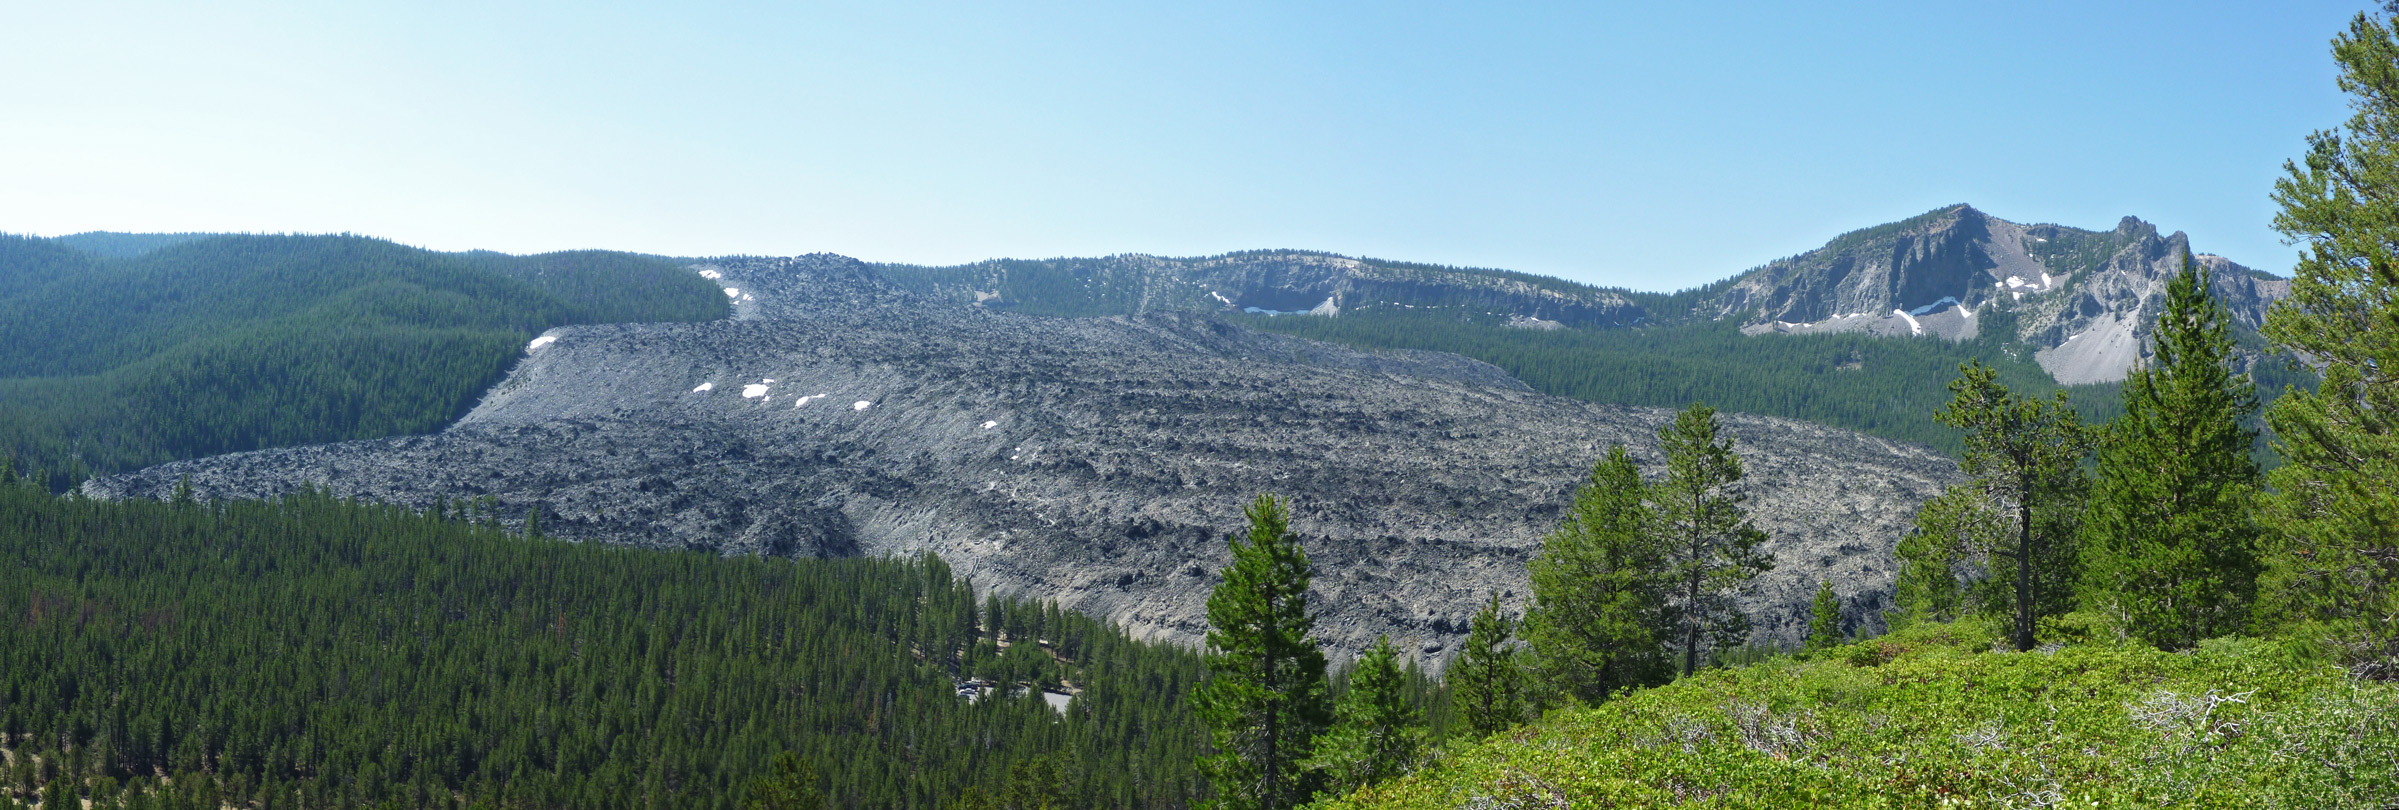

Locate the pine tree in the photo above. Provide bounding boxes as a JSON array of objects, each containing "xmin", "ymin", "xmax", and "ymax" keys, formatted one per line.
[
  {"xmin": 742, "ymin": 753, "xmax": 825, "ymax": 810},
  {"xmin": 1652, "ymin": 403, "xmax": 1775, "ymax": 677},
  {"xmin": 2261, "ymin": 6, "xmax": 2399, "ymax": 680},
  {"xmin": 1523, "ymin": 445, "xmax": 1669, "ymax": 704},
  {"xmin": 1891, "ymin": 486, "xmax": 2004, "ymax": 628},
  {"xmin": 1307, "ymin": 636, "xmax": 1423, "ymax": 797},
  {"xmin": 2081, "ymin": 256, "xmax": 2262, "ymax": 649},
  {"xmin": 1451, "ymin": 593, "xmax": 1525, "ymax": 738},
  {"xmin": 1933, "ymin": 361, "xmax": 2094, "ymax": 651},
  {"xmin": 1194, "ymin": 494, "xmax": 1330, "ymax": 810},
  {"xmin": 1805, "ymin": 581, "xmax": 1843, "ymax": 654}
]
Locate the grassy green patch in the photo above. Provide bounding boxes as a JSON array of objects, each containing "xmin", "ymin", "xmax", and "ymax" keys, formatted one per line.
[{"xmin": 1324, "ymin": 620, "xmax": 2399, "ymax": 809}]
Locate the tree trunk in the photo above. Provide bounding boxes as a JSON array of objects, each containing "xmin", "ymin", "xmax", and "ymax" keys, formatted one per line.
[{"xmin": 1681, "ymin": 566, "xmax": 1701, "ymax": 677}]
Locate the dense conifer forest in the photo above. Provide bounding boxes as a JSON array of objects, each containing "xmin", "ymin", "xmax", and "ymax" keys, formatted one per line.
[
  {"xmin": 1234, "ymin": 308, "xmax": 2104, "ymax": 455},
  {"xmin": 0, "ymin": 473, "xmax": 1207, "ymax": 809},
  {"xmin": 0, "ymin": 234, "xmax": 729, "ymax": 489}
]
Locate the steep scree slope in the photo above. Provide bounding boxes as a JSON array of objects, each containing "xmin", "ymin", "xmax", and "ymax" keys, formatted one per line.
[{"xmin": 89, "ymin": 255, "xmax": 1958, "ymax": 660}]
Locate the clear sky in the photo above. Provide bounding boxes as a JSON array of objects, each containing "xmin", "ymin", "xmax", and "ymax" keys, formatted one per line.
[{"xmin": 0, "ymin": 1, "xmax": 2371, "ymax": 290}]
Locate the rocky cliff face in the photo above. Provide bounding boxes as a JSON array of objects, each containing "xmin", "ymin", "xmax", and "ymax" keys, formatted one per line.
[
  {"xmin": 90, "ymin": 254, "xmax": 1956, "ymax": 663},
  {"xmin": 879, "ymin": 251, "xmax": 1649, "ymax": 328},
  {"xmin": 1723, "ymin": 205, "xmax": 2287, "ymax": 384}
]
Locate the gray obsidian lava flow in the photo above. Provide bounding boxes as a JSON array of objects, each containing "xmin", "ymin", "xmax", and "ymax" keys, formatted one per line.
[{"xmin": 89, "ymin": 255, "xmax": 1960, "ymax": 661}]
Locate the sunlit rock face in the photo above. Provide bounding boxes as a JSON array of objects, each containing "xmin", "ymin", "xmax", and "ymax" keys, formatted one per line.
[
  {"xmin": 1720, "ymin": 205, "xmax": 2285, "ymax": 384},
  {"xmin": 91, "ymin": 254, "xmax": 1957, "ymax": 664}
]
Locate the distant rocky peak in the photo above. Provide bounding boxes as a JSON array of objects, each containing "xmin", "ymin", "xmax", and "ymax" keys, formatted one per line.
[
  {"xmin": 2114, "ymin": 215, "xmax": 2161, "ymax": 240},
  {"xmin": 1726, "ymin": 205, "xmax": 2285, "ymax": 385}
]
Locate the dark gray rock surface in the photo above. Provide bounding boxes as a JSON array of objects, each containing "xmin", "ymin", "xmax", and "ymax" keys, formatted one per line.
[{"xmin": 89, "ymin": 255, "xmax": 1958, "ymax": 663}]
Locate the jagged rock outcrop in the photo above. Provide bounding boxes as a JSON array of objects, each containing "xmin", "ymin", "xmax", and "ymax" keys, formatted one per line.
[
  {"xmin": 90, "ymin": 255, "xmax": 1955, "ymax": 662},
  {"xmin": 1723, "ymin": 205, "xmax": 2287, "ymax": 384}
]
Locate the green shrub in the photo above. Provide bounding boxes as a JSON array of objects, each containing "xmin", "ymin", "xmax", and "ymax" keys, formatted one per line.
[{"xmin": 1319, "ymin": 621, "xmax": 2399, "ymax": 809}]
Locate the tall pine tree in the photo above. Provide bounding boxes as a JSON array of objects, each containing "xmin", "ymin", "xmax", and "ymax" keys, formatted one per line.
[
  {"xmin": 1933, "ymin": 361, "xmax": 2093, "ymax": 651},
  {"xmin": 1451, "ymin": 593, "xmax": 1525, "ymax": 739},
  {"xmin": 2081, "ymin": 256, "xmax": 2262, "ymax": 649},
  {"xmin": 1524, "ymin": 445, "xmax": 1669, "ymax": 704},
  {"xmin": 1194, "ymin": 494, "xmax": 1330, "ymax": 810},
  {"xmin": 2261, "ymin": 5, "xmax": 2399, "ymax": 680},
  {"xmin": 1652, "ymin": 403, "xmax": 1774, "ymax": 677},
  {"xmin": 1307, "ymin": 636, "xmax": 1424, "ymax": 797}
]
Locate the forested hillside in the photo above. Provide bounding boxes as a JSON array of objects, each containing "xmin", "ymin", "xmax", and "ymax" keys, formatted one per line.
[
  {"xmin": 0, "ymin": 234, "xmax": 728, "ymax": 488},
  {"xmin": 0, "ymin": 474, "xmax": 1207, "ymax": 809},
  {"xmin": 1238, "ymin": 309, "xmax": 2080, "ymax": 455}
]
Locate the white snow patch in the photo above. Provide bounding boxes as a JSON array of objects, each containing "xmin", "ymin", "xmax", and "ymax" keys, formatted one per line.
[
  {"xmin": 742, "ymin": 384, "xmax": 770, "ymax": 398},
  {"xmin": 526, "ymin": 335, "xmax": 557, "ymax": 351},
  {"xmin": 1209, "ymin": 290, "xmax": 1233, "ymax": 306},
  {"xmin": 1892, "ymin": 308, "xmax": 1923, "ymax": 336},
  {"xmin": 792, "ymin": 394, "xmax": 828, "ymax": 408},
  {"xmin": 698, "ymin": 268, "xmax": 724, "ymax": 280},
  {"xmin": 853, "ymin": 400, "xmax": 873, "ymax": 411},
  {"xmin": 692, "ymin": 382, "xmax": 714, "ymax": 393},
  {"xmin": 2040, "ymin": 272, "xmax": 2053, "ymax": 289},
  {"xmin": 723, "ymin": 287, "xmax": 740, "ymax": 298},
  {"xmin": 982, "ymin": 420, "xmax": 999, "ymax": 430},
  {"xmin": 739, "ymin": 293, "xmax": 755, "ymax": 303}
]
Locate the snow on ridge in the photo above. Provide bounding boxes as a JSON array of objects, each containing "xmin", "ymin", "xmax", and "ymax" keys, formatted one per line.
[
  {"xmin": 724, "ymin": 288, "xmax": 741, "ymax": 298},
  {"xmin": 982, "ymin": 420, "xmax": 999, "ymax": 430},
  {"xmin": 742, "ymin": 384, "xmax": 770, "ymax": 398},
  {"xmin": 692, "ymin": 382, "xmax": 714, "ymax": 393},
  {"xmin": 1209, "ymin": 291, "xmax": 1233, "ymax": 306},
  {"xmin": 698, "ymin": 268, "xmax": 724, "ymax": 280},
  {"xmin": 526, "ymin": 335, "xmax": 557, "ymax": 351},
  {"xmin": 1892, "ymin": 308, "xmax": 1923, "ymax": 336},
  {"xmin": 853, "ymin": 400, "xmax": 873, "ymax": 411}
]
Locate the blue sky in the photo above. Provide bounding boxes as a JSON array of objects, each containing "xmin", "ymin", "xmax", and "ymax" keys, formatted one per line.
[{"xmin": 0, "ymin": 1, "xmax": 2370, "ymax": 290}]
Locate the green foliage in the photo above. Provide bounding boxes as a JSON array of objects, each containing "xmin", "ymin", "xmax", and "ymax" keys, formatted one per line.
[
  {"xmin": 1449, "ymin": 594, "xmax": 1525, "ymax": 740},
  {"xmin": 1804, "ymin": 581, "xmax": 1842, "ymax": 654},
  {"xmin": 1317, "ymin": 621, "xmax": 2399, "ymax": 809},
  {"xmin": 454, "ymin": 249, "xmax": 731, "ymax": 325},
  {"xmin": 955, "ymin": 756, "xmax": 1076, "ymax": 810},
  {"xmin": 1930, "ymin": 361, "xmax": 2094, "ymax": 651},
  {"xmin": 1195, "ymin": 494, "xmax": 1330, "ymax": 810},
  {"xmin": 2259, "ymin": 6, "xmax": 2399, "ymax": 680},
  {"xmin": 1653, "ymin": 404, "xmax": 1773, "ymax": 677},
  {"xmin": 2081, "ymin": 257, "xmax": 2262, "ymax": 650},
  {"xmin": 0, "ymin": 476, "xmax": 1205, "ymax": 809},
  {"xmin": 1306, "ymin": 637, "xmax": 1424, "ymax": 798},
  {"xmin": 1240, "ymin": 310, "xmax": 2120, "ymax": 459},
  {"xmin": 0, "ymin": 234, "xmax": 729, "ymax": 486},
  {"xmin": 1523, "ymin": 446, "xmax": 1671, "ymax": 705},
  {"xmin": 47, "ymin": 231, "xmax": 217, "ymax": 259},
  {"xmin": 742, "ymin": 753, "xmax": 825, "ymax": 810},
  {"xmin": 1890, "ymin": 487, "xmax": 1999, "ymax": 628}
]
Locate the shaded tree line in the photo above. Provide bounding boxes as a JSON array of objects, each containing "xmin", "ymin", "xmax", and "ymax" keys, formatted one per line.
[{"xmin": 0, "ymin": 475, "xmax": 1205, "ymax": 809}]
